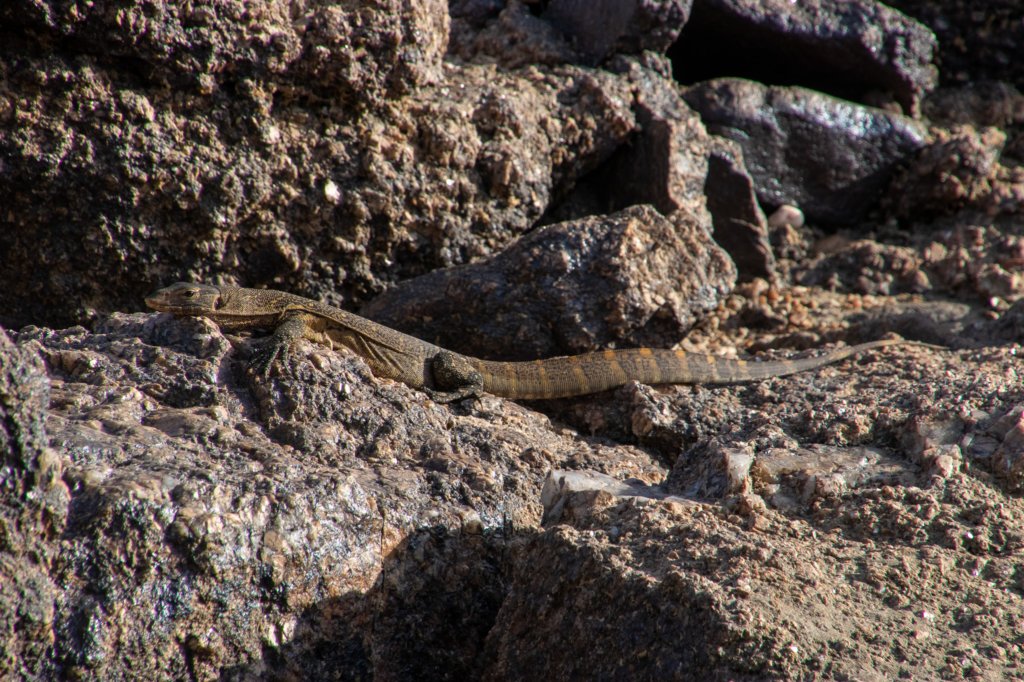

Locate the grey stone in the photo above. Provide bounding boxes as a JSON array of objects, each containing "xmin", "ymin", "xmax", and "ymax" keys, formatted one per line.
[
  {"xmin": 704, "ymin": 136, "xmax": 776, "ymax": 281},
  {"xmin": 683, "ymin": 78, "xmax": 927, "ymax": 225},
  {"xmin": 543, "ymin": 0, "xmax": 693, "ymax": 64},
  {"xmin": 362, "ymin": 205, "xmax": 736, "ymax": 360},
  {"xmin": 672, "ymin": 0, "xmax": 938, "ymax": 113}
]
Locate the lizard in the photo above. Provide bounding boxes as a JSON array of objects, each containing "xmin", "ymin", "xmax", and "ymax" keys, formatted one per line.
[{"xmin": 146, "ymin": 282, "xmax": 936, "ymax": 402}]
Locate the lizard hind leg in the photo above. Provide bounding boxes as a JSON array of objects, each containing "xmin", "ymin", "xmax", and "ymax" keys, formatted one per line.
[{"xmin": 427, "ymin": 351, "xmax": 484, "ymax": 403}]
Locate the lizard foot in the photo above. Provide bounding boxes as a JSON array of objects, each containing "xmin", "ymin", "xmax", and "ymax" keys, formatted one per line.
[{"xmin": 247, "ymin": 337, "xmax": 287, "ymax": 376}]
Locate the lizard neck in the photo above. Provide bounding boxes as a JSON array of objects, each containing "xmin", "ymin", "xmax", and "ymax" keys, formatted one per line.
[{"xmin": 202, "ymin": 286, "xmax": 293, "ymax": 331}]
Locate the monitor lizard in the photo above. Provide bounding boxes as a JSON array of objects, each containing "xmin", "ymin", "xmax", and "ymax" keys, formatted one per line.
[{"xmin": 146, "ymin": 282, "xmax": 936, "ymax": 402}]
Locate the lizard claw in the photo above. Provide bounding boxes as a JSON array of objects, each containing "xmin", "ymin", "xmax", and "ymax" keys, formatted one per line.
[{"xmin": 248, "ymin": 338, "xmax": 285, "ymax": 376}]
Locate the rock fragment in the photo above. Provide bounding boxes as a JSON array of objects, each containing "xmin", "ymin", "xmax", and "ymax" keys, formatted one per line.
[
  {"xmin": 543, "ymin": 0, "xmax": 693, "ymax": 64},
  {"xmin": 541, "ymin": 469, "xmax": 694, "ymax": 525},
  {"xmin": 683, "ymin": 78, "xmax": 927, "ymax": 224},
  {"xmin": 362, "ymin": 205, "xmax": 735, "ymax": 359},
  {"xmin": 703, "ymin": 136, "xmax": 775, "ymax": 281},
  {"xmin": 671, "ymin": 0, "xmax": 938, "ymax": 113}
]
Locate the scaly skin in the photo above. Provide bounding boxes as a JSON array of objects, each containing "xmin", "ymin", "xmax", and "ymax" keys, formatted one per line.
[{"xmin": 146, "ymin": 282, "xmax": 937, "ymax": 401}]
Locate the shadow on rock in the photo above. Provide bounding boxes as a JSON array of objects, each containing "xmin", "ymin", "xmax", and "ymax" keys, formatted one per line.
[{"xmin": 225, "ymin": 524, "xmax": 518, "ymax": 681}]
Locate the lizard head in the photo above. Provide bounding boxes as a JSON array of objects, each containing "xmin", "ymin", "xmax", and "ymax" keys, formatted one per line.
[{"xmin": 145, "ymin": 282, "xmax": 222, "ymax": 314}]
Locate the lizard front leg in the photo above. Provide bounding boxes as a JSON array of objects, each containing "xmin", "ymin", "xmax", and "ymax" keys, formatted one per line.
[
  {"xmin": 426, "ymin": 350, "xmax": 484, "ymax": 402},
  {"xmin": 248, "ymin": 314, "xmax": 308, "ymax": 375}
]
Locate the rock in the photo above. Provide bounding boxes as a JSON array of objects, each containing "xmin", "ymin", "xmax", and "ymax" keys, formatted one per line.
[
  {"xmin": 3, "ymin": 1, "xmax": 1024, "ymax": 678},
  {"xmin": 671, "ymin": 0, "xmax": 938, "ymax": 113},
  {"xmin": 362, "ymin": 205, "xmax": 735, "ymax": 359},
  {"xmin": 885, "ymin": 0, "xmax": 1024, "ymax": 87},
  {"xmin": 767, "ymin": 204, "xmax": 805, "ymax": 231},
  {"xmin": 541, "ymin": 469, "xmax": 694, "ymax": 524},
  {"xmin": 0, "ymin": 55, "xmax": 639, "ymax": 328},
  {"xmin": 7, "ymin": 313, "xmax": 665, "ymax": 678},
  {"xmin": 542, "ymin": 0, "xmax": 693, "ymax": 64},
  {"xmin": 799, "ymin": 239, "xmax": 927, "ymax": 296},
  {"xmin": 884, "ymin": 126, "xmax": 1010, "ymax": 220},
  {"xmin": 803, "ymin": 219, "xmax": 1024, "ymax": 301},
  {"xmin": 0, "ymin": 329, "xmax": 68, "ymax": 679},
  {"xmin": 923, "ymin": 82, "xmax": 1024, "ymax": 128},
  {"xmin": 750, "ymin": 444, "xmax": 917, "ymax": 509},
  {"xmin": 984, "ymin": 405, "xmax": 1024, "ymax": 493},
  {"xmin": 0, "ymin": 0, "xmax": 448, "ymax": 101},
  {"xmin": 449, "ymin": 1, "xmax": 577, "ymax": 67},
  {"xmin": 483, "ymin": 478, "xmax": 1024, "ymax": 680},
  {"xmin": 993, "ymin": 298, "xmax": 1024, "ymax": 342},
  {"xmin": 704, "ymin": 136, "xmax": 776, "ymax": 281},
  {"xmin": 603, "ymin": 55, "xmax": 712, "ymax": 219},
  {"xmin": 483, "ymin": 499, "xmax": 771, "ymax": 680},
  {"xmin": 683, "ymin": 78, "xmax": 928, "ymax": 225},
  {"xmin": 666, "ymin": 439, "xmax": 755, "ymax": 498},
  {"xmin": 542, "ymin": 55, "xmax": 714, "ymax": 227}
]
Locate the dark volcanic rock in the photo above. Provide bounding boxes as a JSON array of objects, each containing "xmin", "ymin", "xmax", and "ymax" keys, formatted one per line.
[
  {"xmin": 6, "ymin": 313, "xmax": 664, "ymax": 679},
  {"xmin": 704, "ymin": 136, "xmax": 775, "ymax": 281},
  {"xmin": 542, "ymin": 0, "xmax": 693, "ymax": 65},
  {"xmin": 361, "ymin": 205, "xmax": 736, "ymax": 360},
  {"xmin": 0, "ymin": 330, "xmax": 68, "ymax": 680},
  {"xmin": 602, "ymin": 55, "xmax": 711, "ymax": 218},
  {"xmin": 671, "ymin": 0, "xmax": 938, "ymax": 114},
  {"xmin": 542, "ymin": 54, "xmax": 713, "ymax": 226},
  {"xmin": 0, "ymin": 0, "xmax": 449, "ymax": 104},
  {"xmin": 0, "ymin": 49, "xmax": 638, "ymax": 328},
  {"xmin": 885, "ymin": 0, "xmax": 1024, "ymax": 88},
  {"xmin": 683, "ymin": 78, "xmax": 927, "ymax": 225}
]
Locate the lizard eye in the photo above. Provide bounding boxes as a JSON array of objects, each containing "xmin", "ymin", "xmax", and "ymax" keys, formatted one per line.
[{"xmin": 183, "ymin": 289, "xmax": 197, "ymax": 298}]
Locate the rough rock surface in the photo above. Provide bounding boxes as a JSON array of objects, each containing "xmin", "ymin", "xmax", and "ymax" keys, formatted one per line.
[
  {"xmin": 362, "ymin": 205, "xmax": 735, "ymax": 359},
  {"xmin": 0, "ymin": 0, "xmax": 449, "ymax": 102},
  {"xmin": 0, "ymin": 0, "xmax": 657, "ymax": 328},
  {"xmin": 703, "ymin": 136, "xmax": 775, "ymax": 281},
  {"xmin": 3, "ymin": 0, "xmax": 1024, "ymax": 679},
  {"xmin": 683, "ymin": 78, "xmax": 928, "ymax": 225},
  {"xmin": 489, "ymin": 472, "xmax": 1024, "ymax": 680},
  {"xmin": 0, "ymin": 331, "xmax": 69, "ymax": 680},
  {"xmin": 540, "ymin": 53, "xmax": 715, "ymax": 227},
  {"xmin": 670, "ymin": 0, "xmax": 938, "ymax": 113},
  {"xmin": 885, "ymin": 125, "xmax": 1023, "ymax": 221},
  {"xmin": 886, "ymin": 0, "xmax": 1023, "ymax": 88},
  {"xmin": 8, "ymin": 314, "xmax": 663, "ymax": 679},
  {"xmin": 542, "ymin": 0, "xmax": 693, "ymax": 65},
  {"xmin": 798, "ymin": 218, "xmax": 1024, "ymax": 302}
]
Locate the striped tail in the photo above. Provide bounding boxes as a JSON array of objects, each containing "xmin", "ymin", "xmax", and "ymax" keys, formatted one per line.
[{"xmin": 471, "ymin": 339, "xmax": 919, "ymax": 399}]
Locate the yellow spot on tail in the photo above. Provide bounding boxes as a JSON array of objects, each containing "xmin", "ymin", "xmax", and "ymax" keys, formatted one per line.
[
  {"xmin": 638, "ymin": 348, "xmax": 654, "ymax": 357},
  {"xmin": 572, "ymin": 362, "xmax": 587, "ymax": 387},
  {"xmin": 609, "ymin": 358, "xmax": 628, "ymax": 383}
]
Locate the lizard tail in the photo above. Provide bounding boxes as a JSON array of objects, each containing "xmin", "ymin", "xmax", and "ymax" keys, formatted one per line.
[{"xmin": 471, "ymin": 338, "xmax": 932, "ymax": 399}]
